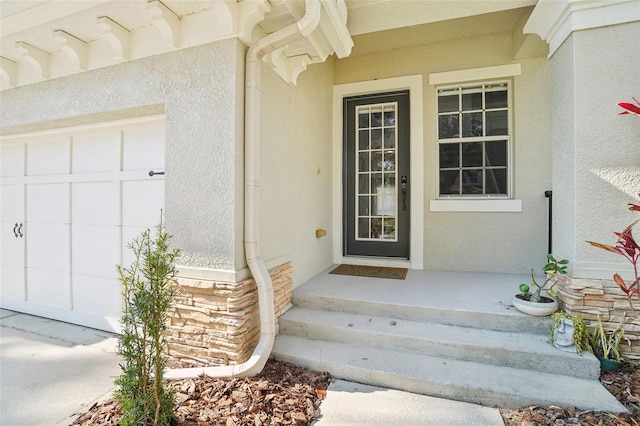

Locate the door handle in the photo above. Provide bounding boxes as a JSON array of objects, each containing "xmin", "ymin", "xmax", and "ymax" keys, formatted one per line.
[
  {"xmin": 12, "ymin": 223, "xmax": 23, "ymax": 238},
  {"xmin": 148, "ymin": 170, "xmax": 164, "ymax": 176},
  {"xmin": 401, "ymin": 175, "xmax": 408, "ymax": 211}
]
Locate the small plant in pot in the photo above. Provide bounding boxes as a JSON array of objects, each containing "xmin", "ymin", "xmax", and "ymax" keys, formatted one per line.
[
  {"xmin": 589, "ymin": 315, "xmax": 626, "ymax": 371},
  {"xmin": 512, "ymin": 254, "xmax": 569, "ymax": 316}
]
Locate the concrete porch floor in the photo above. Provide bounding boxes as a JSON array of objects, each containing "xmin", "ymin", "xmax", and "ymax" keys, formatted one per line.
[
  {"xmin": 293, "ymin": 267, "xmax": 546, "ymax": 331},
  {"xmin": 302, "ymin": 267, "xmax": 527, "ymax": 310}
]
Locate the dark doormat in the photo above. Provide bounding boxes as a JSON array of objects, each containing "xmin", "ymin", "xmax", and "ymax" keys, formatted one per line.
[{"xmin": 329, "ymin": 264, "xmax": 408, "ymax": 280}]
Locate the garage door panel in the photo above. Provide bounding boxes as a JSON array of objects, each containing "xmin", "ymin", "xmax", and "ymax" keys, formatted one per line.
[
  {"xmin": 72, "ymin": 275, "xmax": 121, "ymax": 318},
  {"xmin": 27, "ymin": 269, "xmax": 71, "ymax": 308},
  {"xmin": 122, "ymin": 180, "xmax": 164, "ymax": 226},
  {"xmin": 1, "ymin": 143, "xmax": 25, "ymax": 177},
  {"xmin": 72, "ymin": 224, "xmax": 118, "ymax": 278},
  {"xmin": 1, "ymin": 265, "xmax": 25, "ymax": 303},
  {"xmin": 72, "ymin": 131, "xmax": 120, "ymax": 174},
  {"xmin": 26, "ymin": 183, "xmax": 69, "ymax": 224},
  {"xmin": 1, "ymin": 184, "xmax": 25, "ymax": 221},
  {"xmin": 72, "ymin": 182, "xmax": 118, "ymax": 225},
  {"xmin": 26, "ymin": 138, "xmax": 71, "ymax": 176},
  {"xmin": 26, "ymin": 223, "xmax": 70, "ymax": 272},
  {"xmin": 1, "ymin": 185, "xmax": 25, "ymax": 267},
  {"xmin": 123, "ymin": 123, "xmax": 164, "ymax": 171}
]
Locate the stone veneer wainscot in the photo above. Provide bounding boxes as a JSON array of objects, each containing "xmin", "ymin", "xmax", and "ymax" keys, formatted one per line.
[
  {"xmin": 166, "ymin": 262, "xmax": 293, "ymax": 367},
  {"xmin": 556, "ymin": 275, "xmax": 640, "ymax": 360}
]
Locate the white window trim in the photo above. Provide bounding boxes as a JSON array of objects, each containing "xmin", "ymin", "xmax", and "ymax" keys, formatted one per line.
[
  {"xmin": 333, "ymin": 75, "xmax": 424, "ymax": 269},
  {"xmin": 430, "ymin": 199, "xmax": 522, "ymax": 213},
  {"xmin": 429, "ymin": 64, "xmax": 521, "ymax": 85},
  {"xmin": 429, "ymin": 64, "xmax": 522, "ymax": 213}
]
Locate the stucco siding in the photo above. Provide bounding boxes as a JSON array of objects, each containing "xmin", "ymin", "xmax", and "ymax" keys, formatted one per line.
[
  {"xmin": 260, "ymin": 60, "xmax": 335, "ymax": 286},
  {"xmin": 334, "ymin": 32, "xmax": 552, "ymax": 273},
  {"xmin": 0, "ymin": 39, "xmax": 244, "ymax": 271},
  {"xmin": 573, "ymin": 22, "xmax": 640, "ymax": 267}
]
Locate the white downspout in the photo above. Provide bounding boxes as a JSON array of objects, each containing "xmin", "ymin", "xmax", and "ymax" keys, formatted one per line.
[{"xmin": 165, "ymin": 0, "xmax": 321, "ymax": 380}]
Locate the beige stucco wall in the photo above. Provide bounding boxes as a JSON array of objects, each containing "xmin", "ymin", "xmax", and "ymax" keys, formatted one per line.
[
  {"xmin": 334, "ymin": 32, "xmax": 552, "ymax": 273},
  {"xmin": 259, "ymin": 60, "xmax": 336, "ymax": 286},
  {"xmin": 0, "ymin": 39, "xmax": 245, "ymax": 272},
  {"xmin": 551, "ymin": 21, "xmax": 640, "ymax": 279}
]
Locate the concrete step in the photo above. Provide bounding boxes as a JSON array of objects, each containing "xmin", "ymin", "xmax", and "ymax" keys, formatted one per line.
[
  {"xmin": 278, "ymin": 307, "xmax": 600, "ymax": 380},
  {"xmin": 292, "ymin": 285, "xmax": 551, "ymax": 335},
  {"xmin": 272, "ymin": 334, "xmax": 625, "ymax": 412}
]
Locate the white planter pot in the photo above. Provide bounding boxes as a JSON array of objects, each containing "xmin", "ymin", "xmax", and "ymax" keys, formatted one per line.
[{"xmin": 512, "ymin": 294, "xmax": 558, "ymax": 316}]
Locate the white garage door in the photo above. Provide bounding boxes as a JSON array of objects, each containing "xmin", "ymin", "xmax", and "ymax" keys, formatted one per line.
[{"xmin": 0, "ymin": 116, "xmax": 165, "ymax": 332}]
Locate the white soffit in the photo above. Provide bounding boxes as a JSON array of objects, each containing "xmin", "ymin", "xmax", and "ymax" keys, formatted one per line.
[
  {"xmin": 0, "ymin": 0, "xmax": 353, "ymax": 89},
  {"xmin": 524, "ymin": 0, "xmax": 640, "ymax": 57},
  {"xmin": 345, "ymin": 0, "xmax": 537, "ymax": 35}
]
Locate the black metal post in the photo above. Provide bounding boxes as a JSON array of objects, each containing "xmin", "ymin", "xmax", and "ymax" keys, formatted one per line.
[{"xmin": 545, "ymin": 190, "xmax": 553, "ymax": 254}]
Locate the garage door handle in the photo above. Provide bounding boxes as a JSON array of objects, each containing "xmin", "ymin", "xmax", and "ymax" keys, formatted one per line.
[
  {"xmin": 13, "ymin": 223, "xmax": 23, "ymax": 238},
  {"xmin": 148, "ymin": 170, "xmax": 164, "ymax": 177}
]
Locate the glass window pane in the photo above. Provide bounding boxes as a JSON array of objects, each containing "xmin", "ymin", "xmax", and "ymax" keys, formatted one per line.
[
  {"xmin": 438, "ymin": 94, "xmax": 459, "ymax": 113},
  {"xmin": 384, "ymin": 109, "xmax": 396, "ymax": 126},
  {"xmin": 370, "ymin": 173, "xmax": 382, "ymax": 194},
  {"xmin": 371, "ymin": 218, "xmax": 382, "ymax": 239},
  {"xmin": 438, "ymin": 114, "xmax": 459, "ymax": 139},
  {"xmin": 462, "ymin": 142, "xmax": 483, "ymax": 167},
  {"xmin": 371, "ymin": 108, "xmax": 383, "ymax": 127},
  {"xmin": 358, "ymin": 174, "xmax": 369, "ymax": 194},
  {"xmin": 461, "ymin": 170, "xmax": 483, "ymax": 194},
  {"xmin": 371, "ymin": 152, "xmax": 383, "ymax": 171},
  {"xmin": 358, "ymin": 196, "xmax": 369, "ymax": 216},
  {"xmin": 384, "ymin": 173, "xmax": 396, "ymax": 187},
  {"xmin": 358, "ymin": 152, "xmax": 369, "ymax": 172},
  {"xmin": 383, "ymin": 151, "xmax": 395, "ymax": 171},
  {"xmin": 440, "ymin": 170, "xmax": 460, "ymax": 195},
  {"xmin": 485, "ymin": 169, "xmax": 507, "ymax": 194},
  {"xmin": 462, "ymin": 112, "xmax": 483, "ymax": 137},
  {"xmin": 485, "ymin": 140, "xmax": 507, "ymax": 167},
  {"xmin": 439, "ymin": 143, "xmax": 459, "ymax": 168},
  {"xmin": 485, "ymin": 90, "xmax": 507, "ymax": 109},
  {"xmin": 384, "ymin": 128, "xmax": 395, "ymax": 149},
  {"xmin": 383, "ymin": 218, "xmax": 396, "ymax": 240},
  {"xmin": 371, "ymin": 129, "xmax": 382, "ymax": 149},
  {"xmin": 358, "ymin": 130, "xmax": 369, "ymax": 150},
  {"xmin": 358, "ymin": 218, "xmax": 369, "ymax": 238},
  {"xmin": 358, "ymin": 112, "xmax": 369, "ymax": 128},
  {"xmin": 462, "ymin": 92, "xmax": 482, "ymax": 111},
  {"xmin": 486, "ymin": 110, "xmax": 508, "ymax": 135}
]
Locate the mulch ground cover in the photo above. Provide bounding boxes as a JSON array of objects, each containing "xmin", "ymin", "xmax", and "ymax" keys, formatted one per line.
[
  {"xmin": 70, "ymin": 359, "xmax": 329, "ymax": 426},
  {"xmin": 501, "ymin": 362, "xmax": 640, "ymax": 425},
  {"xmin": 70, "ymin": 359, "xmax": 639, "ymax": 426}
]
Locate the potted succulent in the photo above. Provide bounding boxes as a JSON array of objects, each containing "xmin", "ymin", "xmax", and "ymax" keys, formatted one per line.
[
  {"xmin": 513, "ymin": 254, "xmax": 569, "ymax": 316},
  {"xmin": 589, "ymin": 316, "xmax": 626, "ymax": 371},
  {"xmin": 550, "ymin": 311, "xmax": 590, "ymax": 354}
]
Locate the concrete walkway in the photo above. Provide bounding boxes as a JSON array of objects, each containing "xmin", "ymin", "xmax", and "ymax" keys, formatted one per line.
[
  {"xmin": 0, "ymin": 309, "xmax": 120, "ymax": 426},
  {"xmin": 0, "ymin": 309, "xmax": 505, "ymax": 425}
]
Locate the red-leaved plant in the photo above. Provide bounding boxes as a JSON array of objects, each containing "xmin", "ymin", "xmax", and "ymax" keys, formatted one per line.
[
  {"xmin": 587, "ymin": 197, "xmax": 640, "ymax": 301},
  {"xmin": 618, "ymin": 97, "xmax": 640, "ymax": 116}
]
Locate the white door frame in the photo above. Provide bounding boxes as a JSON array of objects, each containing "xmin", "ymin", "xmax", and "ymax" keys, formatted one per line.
[{"xmin": 332, "ymin": 75, "xmax": 424, "ymax": 269}]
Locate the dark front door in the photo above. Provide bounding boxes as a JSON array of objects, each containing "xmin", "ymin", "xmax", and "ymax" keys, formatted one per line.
[{"xmin": 343, "ymin": 91, "xmax": 410, "ymax": 258}]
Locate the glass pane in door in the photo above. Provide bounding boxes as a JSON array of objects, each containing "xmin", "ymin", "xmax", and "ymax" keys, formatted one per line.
[{"xmin": 355, "ymin": 103, "xmax": 398, "ymax": 242}]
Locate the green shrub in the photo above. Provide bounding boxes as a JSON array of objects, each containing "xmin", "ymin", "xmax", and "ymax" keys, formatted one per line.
[{"xmin": 114, "ymin": 222, "xmax": 179, "ymax": 425}]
